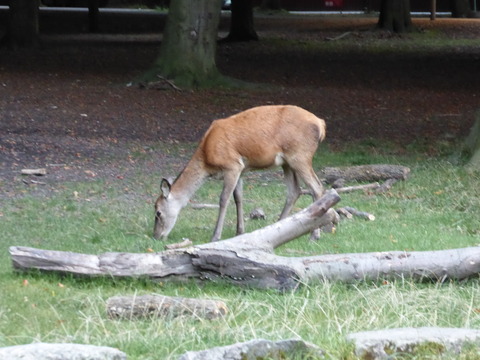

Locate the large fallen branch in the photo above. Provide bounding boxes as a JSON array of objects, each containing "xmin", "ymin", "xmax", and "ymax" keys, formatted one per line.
[
  {"xmin": 321, "ymin": 164, "xmax": 410, "ymax": 184},
  {"xmin": 9, "ymin": 190, "xmax": 480, "ymax": 291},
  {"xmin": 9, "ymin": 190, "xmax": 340, "ymax": 290}
]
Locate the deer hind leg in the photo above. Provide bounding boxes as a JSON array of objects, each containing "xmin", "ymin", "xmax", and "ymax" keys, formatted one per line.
[
  {"xmin": 211, "ymin": 169, "xmax": 242, "ymax": 242},
  {"xmin": 233, "ymin": 178, "xmax": 244, "ymax": 235},
  {"xmin": 291, "ymin": 163, "xmax": 324, "ymax": 241},
  {"xmin": 279, "ymin": 164, "xmax": 302, "ymax": 220},
  {"xmin": 294, "ymin": 165, "xmax": 324, "ymax": 201}
]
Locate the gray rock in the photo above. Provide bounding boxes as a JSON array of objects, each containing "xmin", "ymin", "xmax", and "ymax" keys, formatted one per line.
[
  {"xmin": 0, "ymin": 343, "xmax": 127, "ymax": 360},
  {"xmin": 347, "ymin": 327, "xmax": 480, "ymax": 359},
  {"xmin": 178, "ymin": 338, "xmax": 324, "ymax": 360},
  {"xmin": 249, "ymin": 208, "xmax": 266, "ymax": 220}
]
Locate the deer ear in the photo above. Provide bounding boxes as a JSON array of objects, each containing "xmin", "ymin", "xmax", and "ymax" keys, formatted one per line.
[{"xmin": 160, "ymin": 178, "xmax": 172, "ymax": 198}]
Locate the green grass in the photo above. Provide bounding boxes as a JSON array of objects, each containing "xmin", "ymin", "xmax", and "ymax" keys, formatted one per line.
[{"xmin": 1, "ymin": 143, "xmax": 480, "ymax": 359}]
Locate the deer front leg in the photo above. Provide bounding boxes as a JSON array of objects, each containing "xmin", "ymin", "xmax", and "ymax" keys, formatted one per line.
[
  {"xmin": 233, "ymin": 178, "xmax": 244, "ymax": 235},
  {"xmin": 211, "ymin": 170, "xmax": 242, "ymax": 242}
]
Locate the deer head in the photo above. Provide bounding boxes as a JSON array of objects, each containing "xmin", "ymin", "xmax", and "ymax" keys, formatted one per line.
[{"xmin": 153, "ymin": 178, "xmax": 182, "ymax": 239}]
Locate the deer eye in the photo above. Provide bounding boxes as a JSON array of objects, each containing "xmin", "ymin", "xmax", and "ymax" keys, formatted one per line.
[{"xmin": 155, "ymin": 210, "xmax": 162, "ymax": 219}]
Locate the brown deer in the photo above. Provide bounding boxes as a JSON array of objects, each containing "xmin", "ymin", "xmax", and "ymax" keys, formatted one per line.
[{"xmin": 154, "ymin": 105, "xmax": 326, "ymax": 242}]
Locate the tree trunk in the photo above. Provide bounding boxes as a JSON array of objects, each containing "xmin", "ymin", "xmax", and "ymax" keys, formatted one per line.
[
  {"xmin": 450, "ymin": 0, "xmax": 471, "ymax": 17},
  {"xmin": 377, "ymin": 0, "xmax": 413, "ymax": 33},
  {"xmin": 223, "ymin": 0, "xmax": 259, "ymax": 42},
  {"xmin": 145, "ymin": 0, "xmax": 224, "ymax": 88},
  {"xmin": 2, "ymin": 0, "xmax": 40, "ymax": 48},
  {"xmin": 88, "ymin": 0, "xmax": 100, "ymax": 33}
]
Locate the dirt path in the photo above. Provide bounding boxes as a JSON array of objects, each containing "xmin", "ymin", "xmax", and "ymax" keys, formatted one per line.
[{"xmin": 1, "ymin": 16, "xmax": 479, "ymax": 195}]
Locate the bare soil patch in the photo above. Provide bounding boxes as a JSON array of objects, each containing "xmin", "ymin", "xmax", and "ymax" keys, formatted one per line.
[{"xmin": 1, "ymin": 15, "xmax": 479, "ymax": 195}]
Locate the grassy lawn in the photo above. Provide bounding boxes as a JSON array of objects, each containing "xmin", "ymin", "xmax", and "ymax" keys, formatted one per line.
[{"xmin": 1, "ymin": 141, "xmax": 479, "ymax": 359}]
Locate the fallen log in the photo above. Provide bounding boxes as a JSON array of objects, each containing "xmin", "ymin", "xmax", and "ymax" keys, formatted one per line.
[
  {"xmin": 343, "ymin": 206, "xmax": 375, "ymax": 221},
  {"xmin": 321, "ymin": 164, "xmax": 410, "ymax": 184},
  {"xmin": 21, "ymin": 168, "xmax": 47, "ymax": 176},
  {"xmin": 106, "ymin": 294, "xmax": 228, "ymax": 320},
  {"xmin": 9, "ymin": 190, "xmax": 340, "ymax": 290},
  {"xmin": 165, "ymin": 238, "xmax": 193, "ymax": 250},
  {"xmin": 375, "ymin": 178, "xmax": 398, "ymax": 193},
  {"xmin": 336, "ymin": 207, "xmax": 353, "ymax": 219},
  {"xmin": 11, "ymin": 244, "xmax": 480, "ymax": 290},
  {"xmin": 9, "ymin": 189, "xmax": 480, "ymax": 291},
  {"xmin": 10, "ymin": 245, "xmax": 480, "ymax": 291},
  {"xmin": 336, "ymin": 182, "xmax": 380, "ymax": 193}
]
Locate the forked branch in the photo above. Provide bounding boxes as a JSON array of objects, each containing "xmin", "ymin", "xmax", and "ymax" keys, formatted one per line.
[{"xmin": 9, "ymin": 189, "xmax": 480, "ymax": 291}]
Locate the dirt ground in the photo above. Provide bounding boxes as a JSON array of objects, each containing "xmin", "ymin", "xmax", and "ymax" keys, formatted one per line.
[{"xmin": 1, "ymin": 15, "xmax": 479, "ymax": 195}]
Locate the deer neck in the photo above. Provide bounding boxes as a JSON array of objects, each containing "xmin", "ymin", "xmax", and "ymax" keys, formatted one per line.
[{"xmin": 170, "ymin": 154, "xmax": 209, "ymax": 208}]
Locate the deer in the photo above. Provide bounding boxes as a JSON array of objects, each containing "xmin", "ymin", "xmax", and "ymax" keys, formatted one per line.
[{"xmin": 153, "ymin": 105, "xmax": 326, "ymax": 242}]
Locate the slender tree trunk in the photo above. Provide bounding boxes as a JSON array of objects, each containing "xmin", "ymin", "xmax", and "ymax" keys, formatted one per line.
[
  {"xmin": 88, "ymin": 0, "xmax": 100, "ymax": 33},
  {"xmin": 2, "ymin": 0, "xmax": 40, "ymax": 48},
  {"xmin": 224, "ymin": 0, "xmax": 258, "ymax": 42},
  {"xmin": 377, "ymin": 0, "xmax": 413, "ymax": 33},
  {"xmin": 145, "ymin": 0, "xmax": 224, "ymax": 88}
]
